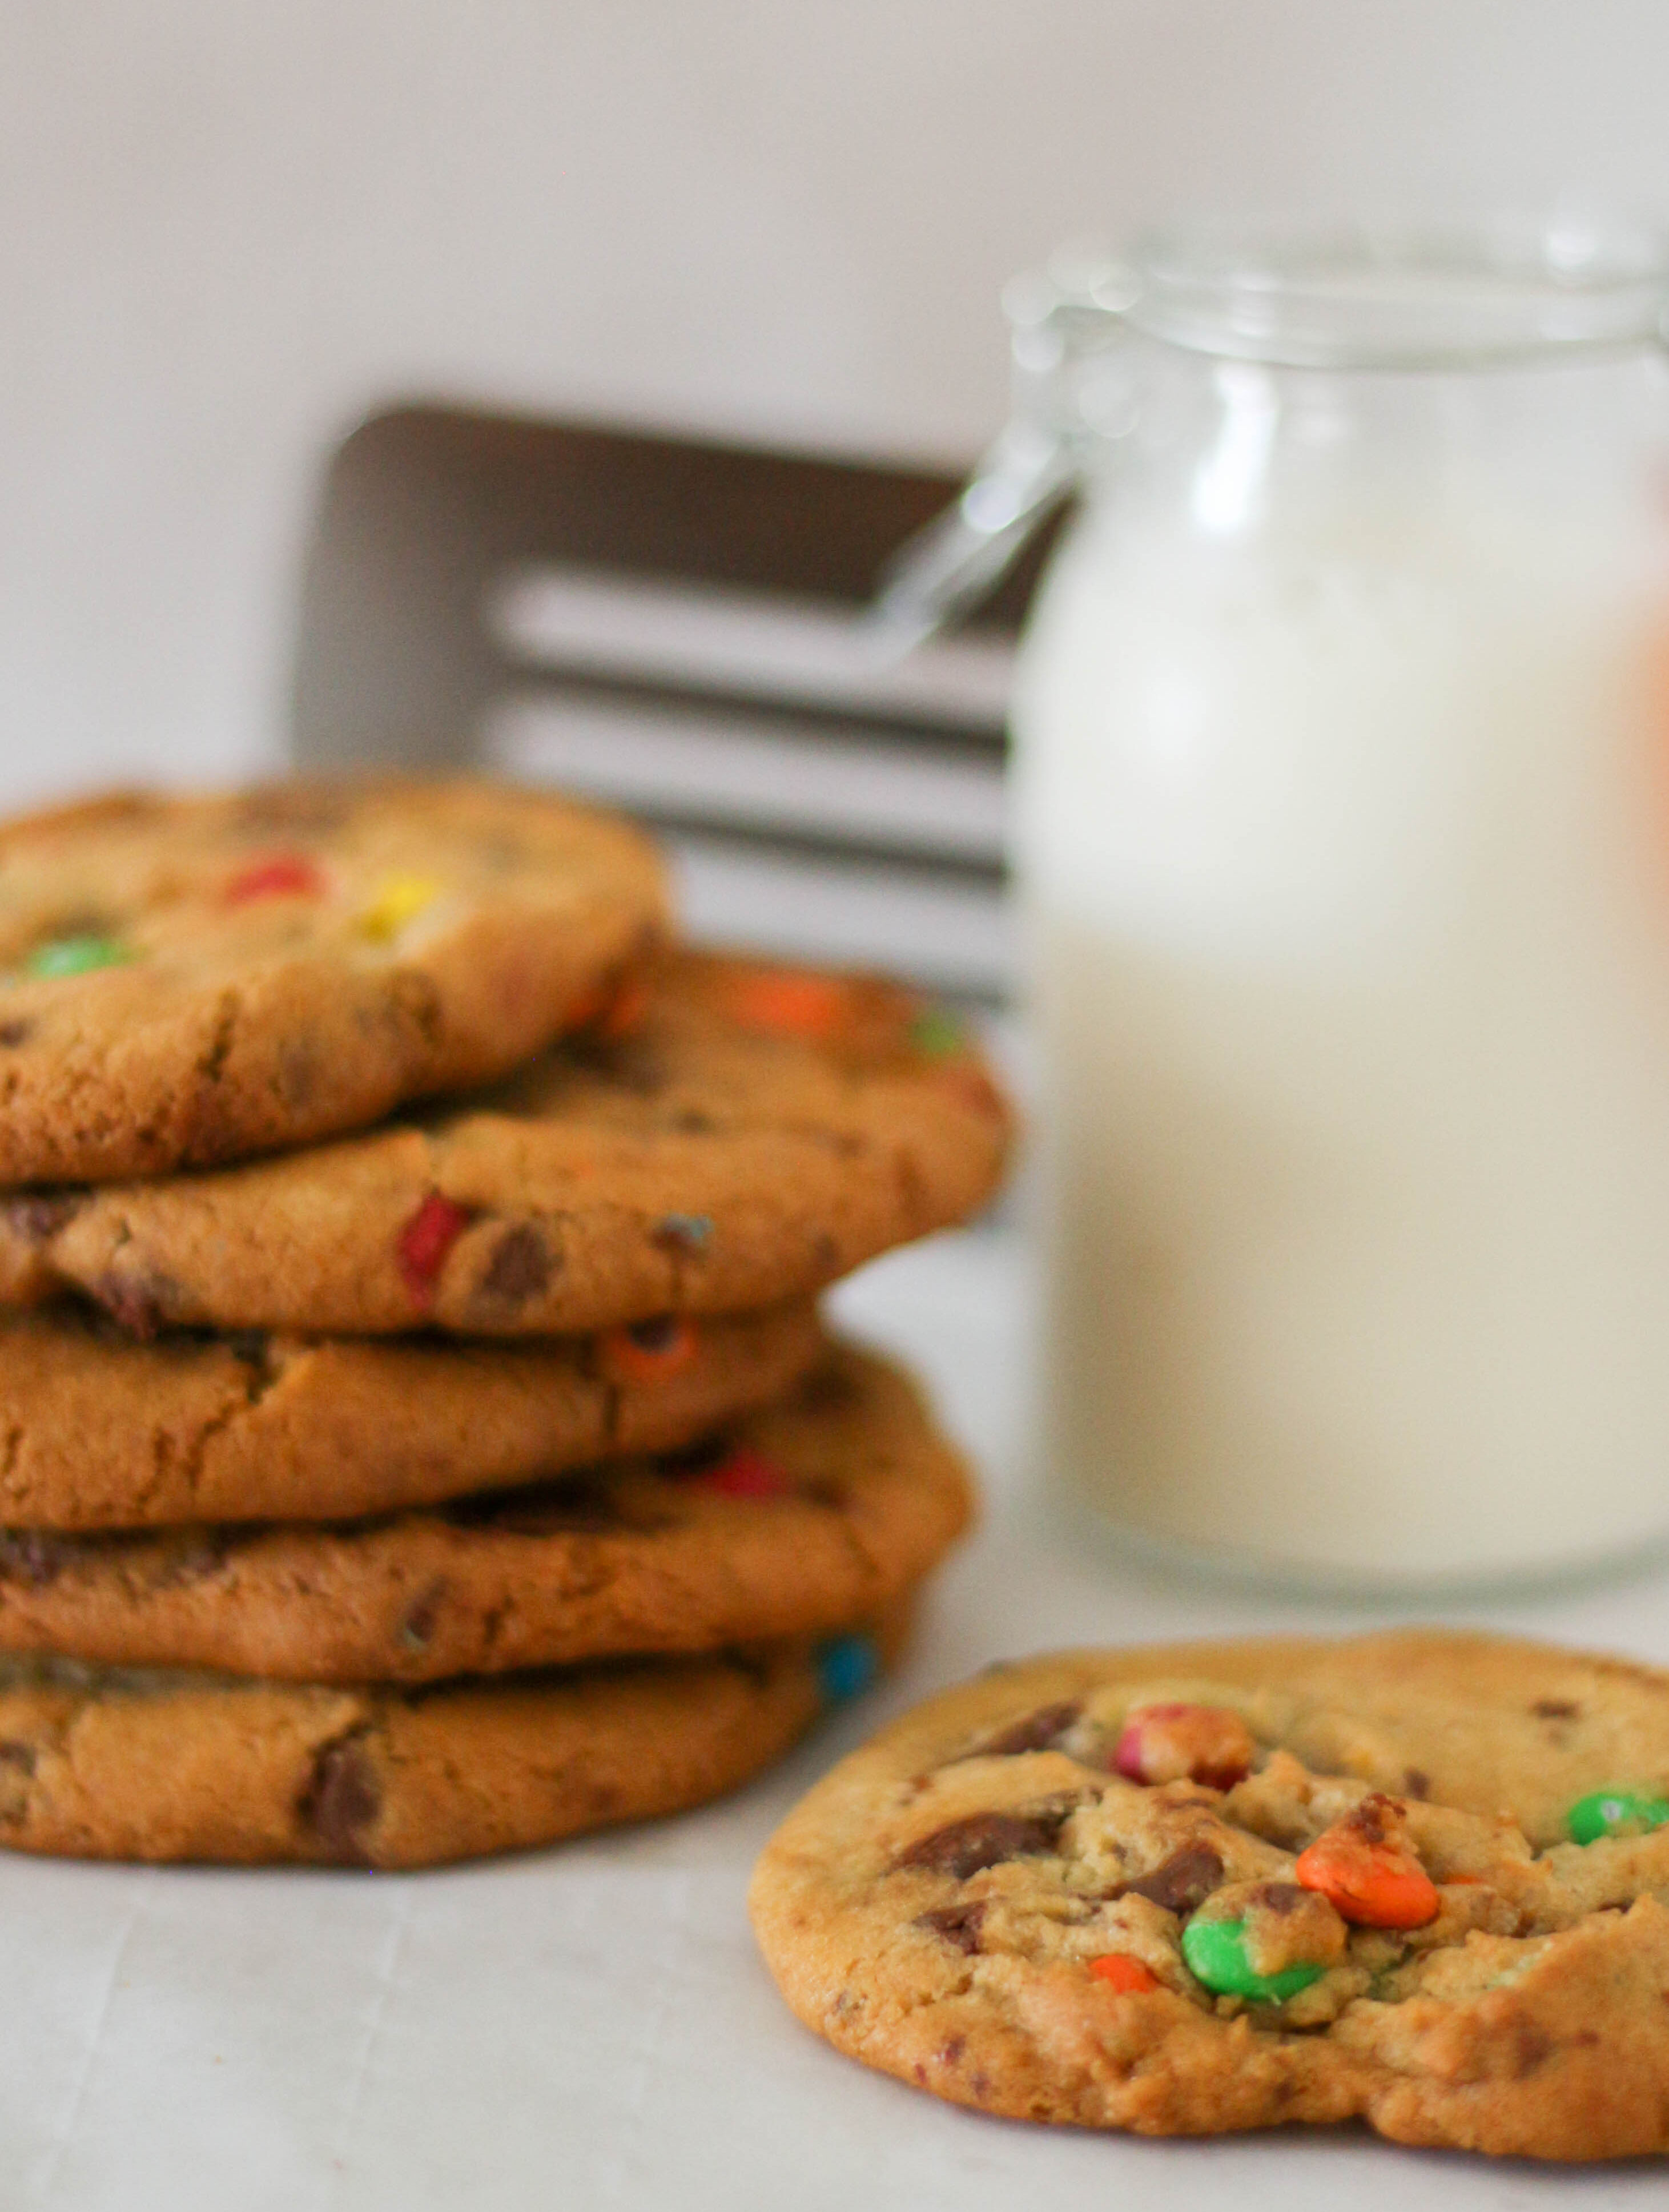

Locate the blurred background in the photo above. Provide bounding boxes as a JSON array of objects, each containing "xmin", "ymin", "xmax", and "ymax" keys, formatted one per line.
[{"xmin": 7, "ymin": 0, "xmax": 1669, "ymax": 985}]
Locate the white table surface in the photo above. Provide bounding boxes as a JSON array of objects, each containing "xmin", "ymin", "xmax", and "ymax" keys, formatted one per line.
[{"xmin": 5, "ymin": 1224, "xmax": 1667, "ymax": 2211}]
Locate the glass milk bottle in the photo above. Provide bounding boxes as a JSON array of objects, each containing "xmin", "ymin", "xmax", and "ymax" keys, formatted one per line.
[{"xmin": 887, "ymin": 220, "xmax": 1669, "ymax": 1589}]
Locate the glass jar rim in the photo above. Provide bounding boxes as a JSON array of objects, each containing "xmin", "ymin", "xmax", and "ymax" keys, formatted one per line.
[{"xmin": 1040, "ymin": 216, "xmax": 1669, "ymax": 370}]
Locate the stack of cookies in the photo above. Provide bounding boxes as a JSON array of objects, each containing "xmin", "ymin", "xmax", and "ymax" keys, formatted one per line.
[{"xmin": 0, "ymin": 781, "xmax": 1008, "ymax": 1867}]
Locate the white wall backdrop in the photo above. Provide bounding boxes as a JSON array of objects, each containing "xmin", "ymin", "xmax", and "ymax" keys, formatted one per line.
[{"xmin": 3, "ymin": 0, "xmax": 1669, "ymax": 804}]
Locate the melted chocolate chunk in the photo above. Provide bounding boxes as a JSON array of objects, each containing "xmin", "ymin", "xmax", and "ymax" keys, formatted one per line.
[
  {"xmin": 567, "ymin": 1034, "xmax": 667, "ymax": 1095},
  {"xmin": 790, "ymin": 1363, "xmax": 862, "ymax": 1415},
  {"xmin": 1248, "ymin": 1880, "xmax": 1308, "ymax": 1916},
  {"xmin": 1115, "ymin": 1843, "xmax": 1225, "ymax": 1916},
  {"xmin": 1403, "ymin": 1767, "xmax": 1432, "ymax": 1800},
  {"xmin": 1533, "ymin": 1699, "xmax": 1580, "ymax": 1720},
  {"xmin": 650, "ymin": 1213, "xmax": 712, "ymax": 1256},
  {"xmin": 3, "ymin": 1191, "xmax": 83, "ymax": 1244},
  {"xmin": 970, "ymin": 1701, "xmax": 1083, "ymax": 1759},
  {"xmin": 0, "ymin": 1532, "xmax": 70, "ymax": 1588},
  {"xmin": 301, "ymin": 1733, "xmax": 381, "ymax": 1862},
  {"xmin": 478, "ymin": 1224, "xmax": 553, "ymax": 1306},
  {"xmin": 895, "ymin": 1807, "xmax": 1069, "ymax": 1880},
  {"xmin": 447, "ymin": 1474, "xmax": 643, "ymax": 1536},
  {"xmin": 915, "ymin": 1902, "xmax": 987, "ymax": 1954},
  {"xmin": 399, "ymin": 1578, "xmax": 447, "ymax": 1651},
  {"xmin": 148, "ymin": 1532, "xmax": 233, "ymax": 1588},
  {"xmin": 625, "ymin": 1314, "xmax": 682, "ymax": 1352},
  {"xmin": 0, "ymin": 1020, "xmax": 31, "ymax": 1049},
  {"xmin": 89, "ymin": 1271, "xmax": 179, "ymax": 1341},
  {"xmin": 0, "ymin": 1739, "xmax": 37, "ymax": 1774}
]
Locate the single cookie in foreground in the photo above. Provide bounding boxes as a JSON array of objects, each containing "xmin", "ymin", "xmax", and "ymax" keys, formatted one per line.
[
  {"xmin": 0, "ymin": 780, "xmax": 667, "ymax": 1182},
  {"xmin": 0, "ymin": 949, "xmax": 1011, "ymax": 1336},
  {"xmin": 0, "ymin": 1598, "xmax": 910, "ymax": 1868},
  {"xmin": 750, "ymin": 1630, "xmax": 1669, "ymax": 2161},
  {"xmin": 0, "ymin": 1343, "xmax": 973, "ymax": 1678},
  {"xmin": 0, "ymin": 1299, "xmax": 820, "ymax": 1528}
]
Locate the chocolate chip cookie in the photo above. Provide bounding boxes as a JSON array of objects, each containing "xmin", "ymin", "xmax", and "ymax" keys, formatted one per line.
[
  {"xmin": 0, "ymin": 1594, "xmax": 911, "ymax": 1867},
  {"xmin": 0, "ymin": 781, "xmax": 668, "ymax": 1181},
  {"xmin": 751, "ymin": 1630, "xmax": 1669, "ymax": 2160},
  {"xmin": 0, "ymin": 1342, "xmax": 972, "ymax": 1678},
  {"xmin": 0, "ymin": 949, "xmax": 1010, "ymax": 1335},
  {"xmin": 0, "ymin": 1299, "xmax": 819, "ymax": 1528}
]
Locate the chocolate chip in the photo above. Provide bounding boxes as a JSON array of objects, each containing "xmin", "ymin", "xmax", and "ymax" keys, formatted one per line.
[
  {"xmin": 894, "ymin": 1808, "xmax": 1069, "ymax": 1879},
  {"xmin": 276, "ymin": 1037, "xmax": 318, "ymax": 1107},
  {"xmin": 1247, "ymin": 1881, "xmax": 1308, "ymax": 1917},
  {"xmin": 399, "ymin": 1579, "xmax": 447, "ymax": 1651},
  {"xmin": 448, "ymin": 1474, "xmax": 638, "ymax": 1535},
  {"xmin": 1114, "ymin": 1843, "xmax": 1225, "ymax": 1915},
  {"xmin": 3, "ymin": 1191, "xmax": 83, "ymax": 1244},
  {"xmin": 568, "ymin": 1035, "xmax": 667, "ymax": 1094},
  {"xmin": 301, "ymin": 1732, "xmax": 381, "ymax": 1863},
  {"xmin": 235, "ymin": 789, "xmax": 348, "ymax": 833},
  {"xmin": 969, "ymin": 1701, "xmax": 1083, "ymax": 1759},
  {"xmin": 1510, "ymin": 2020, "xmax": 1554, "ymax": 2078},
  {"xmin": 915, "ymin": 1903, "xmax": 987, "ymax": 1954},
  {"xmin": 670, "ymin": 1107, "xmax": 715, "ymax": 1134},
  {"xmin": 651, "ymin": 1213, "xmax": 712, "ymax": 1256},
  {"xmin": 0, "ymin": 1020, "xmax": 31, "ymax": 1048},
  {"xmin": 150, "ymin": 1532, "xmax": 232, "ymax": 1587},
  {"xmin": 625, "ymin": 1314, "xmax": 682, "ymax": 1353},
  {"xmin": 0, "ymin": 1739, "xmax": 35, "ymax": 1775},
  {"xmin": 1533, "ymin": 1699, "xmax": 1579, "ymax": 1720},
  {"xmin": 0, "ymin": 1532, "xmax": 70, "ymax": 1587},
  {"xmin": 1403, "ymin": 1768, "xmax": 1431, "ymax": 1800},
  {"xmin": 477, "ymin": 1224, "xmax": 552, "ymax": 1305},
  {"xmin": 89, "ymin": 1271, "xmax": 178, "ymax": 1341},
  {"xmin": 1344, "ymin": 1793, "xmax": 1399, "ymax": 1846},
  {"xmin": 790, "ymin": 1363, "xmax": 861, "ymax": 1415}
]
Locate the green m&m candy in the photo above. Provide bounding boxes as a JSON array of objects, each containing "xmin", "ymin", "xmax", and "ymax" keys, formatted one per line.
[
  {"xmin": 25, "ymin": 934, "xmax": 131, "ymax": 980},
  {"xmin": 1180, "ymin": 1917, "xmax": 1325, "ymax": 2003},
  {"xmin": 1567, "ymin": 1789, "xmax": 1669, "ymax": 1846},
  {"xmin": 908, "ymin": 1008, "xmax": 966, "ymax": 1060}
]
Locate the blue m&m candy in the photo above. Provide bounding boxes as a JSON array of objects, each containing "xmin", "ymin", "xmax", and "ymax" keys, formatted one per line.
[{"xmin": 817, "ymin": 1635, "xmax": 878, "ymax": 1705}]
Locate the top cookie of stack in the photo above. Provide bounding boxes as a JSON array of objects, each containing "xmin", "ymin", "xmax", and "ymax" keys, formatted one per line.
[
  {"xmin": 0, "ymin": 780, "xmax": 670, "ymax": 1183},
  {"xmin": 0, "ymin": 831, "xmax": 1011, "ymax": 1342}
]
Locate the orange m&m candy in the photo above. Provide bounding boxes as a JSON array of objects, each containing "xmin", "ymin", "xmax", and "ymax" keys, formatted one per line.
[
  {"xmin": 726, "ymin": 969, "xmax": 850, "ymax": 1041},
  {"xmin": 1089, "ymin": 1953, "xmax": 1159, "ymax": 1994},
  {"xmin": 1294, "ymin": 1795, "xmax": 1438, "ymax": 1929}
]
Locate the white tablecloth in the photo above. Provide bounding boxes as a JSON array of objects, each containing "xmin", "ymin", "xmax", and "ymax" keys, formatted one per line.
[{"xmin": 5, "ymin": 1225, "xmax": 1666, "ymax": 2209}]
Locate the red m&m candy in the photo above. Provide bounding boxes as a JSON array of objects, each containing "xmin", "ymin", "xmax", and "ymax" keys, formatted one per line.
[
  {"xmin": 1113, "ymin": 1703, "xmax": 1254, "ymax": 1791},
  {"xmin": 224, "ymin": 853, "xmax": 325, "ymax": 905},
  {"xmin": 689, "ymin": 1446, "xmax": 793, "ymax": 1500},
  {"xmin": 396, "ymin": 1192, "xmax": 474, "ymax": 1308}
]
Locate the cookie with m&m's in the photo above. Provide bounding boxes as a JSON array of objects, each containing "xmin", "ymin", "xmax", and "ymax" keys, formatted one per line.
[
  {"xmin": 0, "ymin": 950, "xmax": 1011, "ymax": 1336},
  {"xmin": 0, "ymin": 1590, "xmax": 912, "ymax": 1868},
  {"xmin": 750, "ymin": 1630, "xmax": 1669, "ymax": 2161},
  {"xmin": 0, "ymin": 1299, "xmax": 820, "ymax": 1528},
  {"xmin": 0, "ymin": 1342, "xmax": 973, "ymax": 1679},
  {"xmin": 0, "ymin": 780, "xmax": 667, "ymax": 1182}
]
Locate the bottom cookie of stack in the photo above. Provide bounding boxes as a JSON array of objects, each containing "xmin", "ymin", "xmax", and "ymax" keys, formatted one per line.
[{"xmin": 0, "ymin": 1601, "xmax": 912, "ymax": 1869}]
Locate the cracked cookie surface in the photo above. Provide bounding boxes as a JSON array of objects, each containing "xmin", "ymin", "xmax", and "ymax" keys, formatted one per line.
[
  {"xmin": 750, "ymin": 1630, "xmax": 1669, "ymax": 2160},
  {"xmin": 0, "ymin": 1589, "xmax": 915, "ymax": 1867},
  {"xmin": 0, "ymin": 780, "xmax": 667, "ymax": 1182},
  {"xmin": 0, "ymin": 1298, "xmax": 819, "ymax": 1527},
  {"xmin": 0, "ymin": 949, "xmax": 1011, "ymax": 1336},
  {"xmin": 0, "ymin": 1342, "xmax": 972, "ymax": 1678}
]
